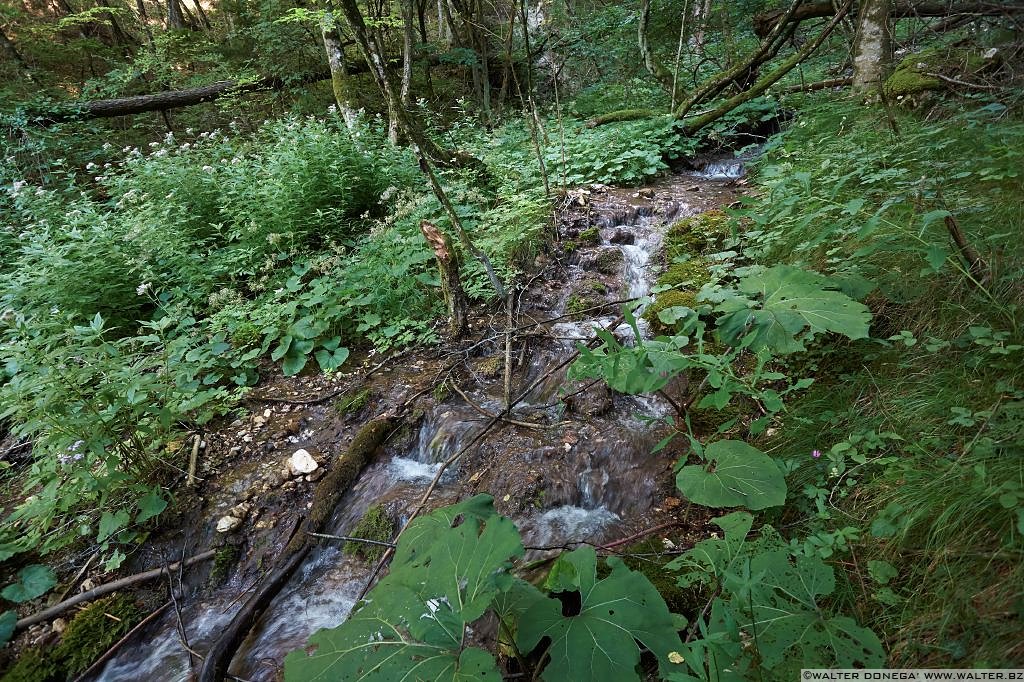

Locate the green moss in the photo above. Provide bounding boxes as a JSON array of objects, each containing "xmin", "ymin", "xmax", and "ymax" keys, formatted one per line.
[
  {"xmin": 344, "ymin": 505, "xmax": 395, "ymax": 563},
  {"xmin": 2, "ymin": 595, "xmax": 146, "ymax": 681},
  {"xmin": 210, "ymin": 544, "xmax": 241, "ymax": 585},
  {"xmin": 0, "ymin": 648, "xmax": 61, "ymax": 682},
  {"xmin": 562, "ymin": 240, "xmax": 578, "ymax": 253},
  {"xmin": 883, "ymin": 67, "xmax": 941, "ymax": 99},
  {"xmin": 579, "ymin": 227, "xmax": 601, "ymax": 244},
  {"xmin": 643, "ymin": 290, "xmax": 698, "ymax": 335},
  {"xmin": 658, "ymin": 256, "xmax": 711, "ymax": 290},
  {"xmin": 881, "ymin": 47, "xmax": 991, "ymax": 99},
  {"xmin": 592, "ymin": 249, "xmax": 624, "ymax": 275},
  {"xmin": 590, "ymin": 280, "xmax": 608, "ymax": 294},
  {"xmin": 335, "ymin": 388, "xmax": 370, "ymax": 415},
  {"xmin": 432, "ymin": 381, "xmax": 451, "ymax": 403},
  {"xmin": 665, "ymin": 210, "xmax": 731, "ymax": 260}
]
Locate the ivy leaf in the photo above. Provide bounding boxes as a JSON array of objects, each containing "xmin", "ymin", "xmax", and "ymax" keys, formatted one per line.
[
  {"xmin": 1, "ymin": 564, "xmax": 56, "ymax": 603},
  {"xmin": 676, "ymin": 440, "xmax": 787, "ymax": 510},
  {"xmin": 284, "ymin": 495, "xmax": 521, "ymax": 682},
  {"xmin": 715, "ymin": 266, "xmax": 871, "ymax": 354},
  {"xmin": 0, "ymin": 610, "xmax": 15, "ymax": 646},
  {"xmin": 517, "ymin": 547, "xmax": 684, "ymax": 682}
]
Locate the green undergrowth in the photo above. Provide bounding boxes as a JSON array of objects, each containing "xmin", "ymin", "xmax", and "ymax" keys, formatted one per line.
[{"xmin": 742, "ymin": 96, "xmax": 1024, "ymax": 667}]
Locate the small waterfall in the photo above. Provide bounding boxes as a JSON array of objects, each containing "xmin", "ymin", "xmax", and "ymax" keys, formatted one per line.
[{"xmin": 91, "ymin": 163, "xmax": 745, "ymax": 681}]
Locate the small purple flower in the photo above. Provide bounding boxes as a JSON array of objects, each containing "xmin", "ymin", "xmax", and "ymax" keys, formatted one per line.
[{"xmin": 812, "ymin": 449, "xmax": 822, "ymax": 459}]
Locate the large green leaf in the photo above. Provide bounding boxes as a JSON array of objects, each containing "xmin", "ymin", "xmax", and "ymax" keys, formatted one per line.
[
  {"xmin": 0, "ymin": 610, "xmax": 16, "ymax": 646},
  {"xmin": 714, "ymin": 266, "xmax": 871, "ymax": 354},
  {"xmin": 1, "ymin": 564, "xmax": 56, "ymax": 603},
  {"xmin": 676, "ymin": 440, "xmax": 787, "ymax": 510},
  {"xmin": 666, "ymin": 512, "xmax": 754, "ymax": 588},
  {"xmin": 284, "ymin": 495, "xmax": 522, "ymax": 682},
  {"xmin": 517, "ymin": 547, "xmax": 684, "ymax": 682},
  {"xmin": 734, "ymin": 548, "xmax": 884, "ymax": 671}
]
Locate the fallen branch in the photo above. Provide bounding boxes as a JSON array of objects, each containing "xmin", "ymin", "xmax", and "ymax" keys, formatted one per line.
[
  {"xmin": 15, "ymin": 550, "xmax": 216, "ymax": 632},
  {"xmin": 197, "ymin": 416, "xmax": 398, "ymax": 682},
  {"xmin": 778, "ymin": 76, "xmax": 853, "ymax": 93},
  {"xmin": 448, "ymin": 380, "xmax": 551, "ymax": 430}
]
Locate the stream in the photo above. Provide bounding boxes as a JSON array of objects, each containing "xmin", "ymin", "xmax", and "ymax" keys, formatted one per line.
[{"xmin": 92, "ymin": 160, "xmax": 741, "ymax": 681}]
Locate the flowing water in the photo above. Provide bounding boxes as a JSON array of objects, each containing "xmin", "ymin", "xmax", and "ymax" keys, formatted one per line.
[{"xmin": 92, "ymin": 163, "xmax": 741, "ymax": 682}]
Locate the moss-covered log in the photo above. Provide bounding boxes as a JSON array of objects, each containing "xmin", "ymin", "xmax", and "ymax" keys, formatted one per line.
[{"xmin": 197, "ymin": 416, "xmax": 398, "ymax": 682}]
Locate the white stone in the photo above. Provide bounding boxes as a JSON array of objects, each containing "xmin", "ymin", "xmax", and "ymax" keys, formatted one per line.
[
  {"xmin": 216, "ymin": 515, "xmax": 243, "ymax": 533},
  {"xmin": 288, "ymin": 448, "xmax": 319, "ymax": 476}
]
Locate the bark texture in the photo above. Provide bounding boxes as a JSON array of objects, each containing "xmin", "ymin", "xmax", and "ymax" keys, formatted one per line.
[{"xmin": 851, "ymin": 0, "xmax": 892, "ymax": 91}]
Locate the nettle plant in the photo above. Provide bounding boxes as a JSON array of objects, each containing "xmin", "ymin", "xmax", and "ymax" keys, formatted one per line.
[
  {"xmin": 0, "ymin": 310, "xmax": 238, "ymax": 566},
  {"xmin": 284, "ymin": 265, "xmax": 883, "ymax": 680}
]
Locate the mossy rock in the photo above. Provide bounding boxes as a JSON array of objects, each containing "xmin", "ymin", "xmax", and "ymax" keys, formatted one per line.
[
  {"xmin": 644, "ymin": 290, "xmax": 699, "ymax": 335},
  {"xmin": 591, "ymin": 248, "xmax": 624, "ymax": 275},
  {"xmin": 562, "ymin": 240, "xmax": 578, "ymax": 253},
  {"xmin": 578, "ymin": 227, "xmax": 601, "ymax": 245},
  {"xmin": 657, "ymin": 256, "xmax": 711, "ymax": 290},
  {"xmin": 335, "ymin": 388, "xmax": 370, "ymax": 416},
  {"xmin": 2, "ymin": 594, "xmax": 144, "ymax": 682},
  {"xmin": 664, "ymin": 210, "xmax": 731, "ymax": 260},
  {"xmin": 883, "ymin": 47, "xmax": 992, "ymax": 99},
  {"xmin": 344, "ymin": 505, "xmax": 395, "ymax": 563}
]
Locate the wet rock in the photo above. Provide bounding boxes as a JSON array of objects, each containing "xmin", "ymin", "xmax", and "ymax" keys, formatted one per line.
[
  {"xmin": 608, "ymin": 228, "xmax": 634, "ymax": 245},
  {"xmin": 51, "ymin": 618, "xmax": 67, "ymax": 634},
  {"xmin": 287, "ymin": 448, "xmax": 319, "ymax": 476},
  {"xmin": 216, "ymin": 515, "xmax": 243, "ymax": 533},
  {"xmin": 228, "ymin": 502, "xmax": 252, "ymax": 518},
  {"xmin": 687, "ymin": 185, "xmax": 701, "ymax": 192},
  {"xmin": 306, "ymin": 468, "xmax": 325, "ymax": 483},
  {"xmin": 638, "ymin": 188, "xmax": 655, "ymax": 199}
]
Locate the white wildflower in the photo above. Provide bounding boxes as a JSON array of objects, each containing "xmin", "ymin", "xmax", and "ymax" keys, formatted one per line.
[{"xmin": 136, "ymin": 282, "xmax": 151, "ymax": 295}]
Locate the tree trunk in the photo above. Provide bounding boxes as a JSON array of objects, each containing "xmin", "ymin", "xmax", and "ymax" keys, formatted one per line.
[
  {"xmin": 851, "ymin": 0, "xmax": 892, "ymax": 92},
  {"xmin": 638, "ymin": 0, "xmax": 680, "ymax": 101},
  {"xmin": 322, "ymin": 5, "xmax": 360, "ymax": 130},
  {"xmin": 0, "ymin": 27, "xmax": 26, "ymax": 73},
  {"xmin": 420, "ymin": 221, "xmax": 469, "ymax": 337},
  {"xmin": 335, "ymin": 0, "xmax": 506, "ymax": 299},
  {"xmin": 166, "ymin": 0, "xmax": 184, "ymax": 29}
]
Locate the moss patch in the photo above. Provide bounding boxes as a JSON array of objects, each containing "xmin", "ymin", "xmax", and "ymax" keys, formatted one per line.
[
  {"xmin": 477, "ymin": 355, "xmax": 505, "ymax": 378},
  {"xmin": 665, "ymin": 210, "xmax": 731, "ymax": 260},
  {"xmin": 578, "ymin": 227, "xmax": 601, "ymax": 244},
  {"xmin": 335, "ymin": 388, "xmax": 370, "ymax": 416},
  {"xmin": 210, "ymin": 544, "xmax": 241, "ymax": 585},
  {"xmin": 644, "ymin": 290, "xmax": 699, "ymax": 335},
  {"xmin": 2, "ymin": 594, "xmax": 143, "ymax": 682},
  {"xmin": 658, "ymin": 256, "xmax": 711, "ymax": 290},
  {"xmin": 344, "ymin": 505, "xmax": 395, "ymax": 563},
  {"xmin": 883, "ymin": 47, "xmax": 990, "ymax": 99}
]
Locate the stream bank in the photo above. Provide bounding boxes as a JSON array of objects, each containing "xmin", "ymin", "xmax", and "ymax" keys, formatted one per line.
[{"xmin": 26, "ymin": 160, "xmax": 746, "ymax": 682}]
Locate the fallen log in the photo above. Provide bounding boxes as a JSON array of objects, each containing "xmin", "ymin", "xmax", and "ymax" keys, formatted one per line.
[
  {"xmin": 14, "ymin": 549, "xmax": 216, "ymax": 631},
  {"xmin": 753, "ymin": 1, "xmax": 1024, "ymax": 37},
  {"xmin": 197, "ymin": 415, "xmax": 398, "ymax": 682}
]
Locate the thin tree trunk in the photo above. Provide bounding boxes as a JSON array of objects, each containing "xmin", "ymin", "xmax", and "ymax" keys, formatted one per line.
[
  {"xmin": 639, "ymin": 0, "xmax": 680, "ymax": 100},
  {"xmin": 136, "ymin": 0, "xmax": 154, "ymax": 42},
  {"xmin": 0, "ymin": 27, "xmax": 26, "ymax": 73},
  {"xmin": 322, "ymin": 3, "xmax": 359, "ymax": 130},
  {"xmin": 335, "ymin": 0, "xmax": 506, "ymax": 299},
  {"xmin": 851, "ymin": 0, "xmax": 892, "ymax": 92},
  {"xmin": 421, "ymin": 221, "xmax": 469, "ymax": 337},
  {"xmin": 191, "ymin": 0, "xmax": 211, "ymax": 28}
]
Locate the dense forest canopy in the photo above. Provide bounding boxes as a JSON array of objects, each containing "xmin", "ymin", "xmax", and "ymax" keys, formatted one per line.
[{"xmin": 1, "ymin": 0, "xmax": 1023, "ymax": 680}]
